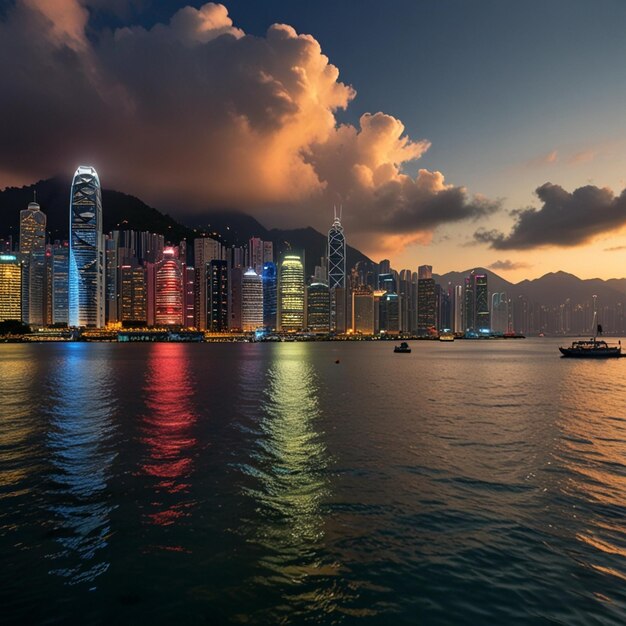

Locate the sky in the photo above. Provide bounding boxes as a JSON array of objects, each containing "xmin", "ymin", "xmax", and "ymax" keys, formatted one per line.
[{"xmin": 1, "ymin": 0, "xmax": 626, "ymax": 280}]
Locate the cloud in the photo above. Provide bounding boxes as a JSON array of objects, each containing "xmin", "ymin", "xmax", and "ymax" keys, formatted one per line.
[
  {"xmin": 488, "ymin": 259, "xmax": 532, "ymax": 271},
  {"xmin": 604, "ymin": 245, "xmax": 626, "ymax": 252},
  {"xmin": 475, "ymin": 182, "xmax": 626, "ymax": 250},
  {"xmin": 0, "ymin": 1, "xmax": 496, "ymax": 252},
  {"xmin": 565, "ymin": 149, "xmax": 597, "ymax": 165},
  {"xmin": 525, "ymin": 149, "xmax": 558, "ymax": 168}
]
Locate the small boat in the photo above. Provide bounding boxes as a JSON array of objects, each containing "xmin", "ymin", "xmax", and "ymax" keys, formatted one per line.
[
  {"xmin": 439, "ymin": 333, "xmax": 455, "ymax": 342},
  {"xmin": 394, "ymin": 342, "xmax": 411, "ymax": 353},
  {"xmin": 559, "ymin": 338, "xmax": 621, "ymax": 358},
  {"xmin": 559, "ymin": 322, "xmax": 622, "ymax": 359}
]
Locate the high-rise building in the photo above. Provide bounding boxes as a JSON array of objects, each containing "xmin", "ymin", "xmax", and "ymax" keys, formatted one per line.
[
  {"xmin": 328, "ymin": 211, "xmax": 346, "ymax": 332},
  {"xmin": 119, "ymin": 264, "xmax": 146, "ymax": 324},
  {"xmin": 184, "ymin": 266, "xmax": 195, "ymax": 329},
  {"xmin": 208, "ymin": 260, "xmax": 229, "ymax": 332},
  {"xmin": 491, "ymin": 292, "xmax": 508, "ymax": 333},
  {"xmin": 242, "ymin": 268, "xmax": 263, "ymax": 331},
  {"xmin": 278, "ymin": 255, "xmax": 305, "ymax": 331},
  {"xmin": 0, "ymin": 254, "xmax": 21, "ymax": 321},
  {"xmin": 352, "ymin": 288, "xmax": 375, "ymax": 335},
  {"xmin": 379, "ymin": 292, "xmax": 400, "ymax": 334},
  {"xmin": 51, "ymin": 244, "xmax": 69, "ymax": 325},
  {"xmin": 475, "ymin": 273, "xmax": 490, "ymax": 332},
  {"xmin": 307, "ymin": 282, "xmax": 330, "ymax": 332},
  {"xmin": 454, "ymin": 284, "xmax": 463, "ymax": 333},
  {"xmin": 19, "ymin": 197, "xmax": 46, "ymax": 325},
  {"xmin": 249, "ymin": 238, "xmax": 274, "ymax": 276},
  {"xmin": 69, "ymin": 166, "xmax": 104, "ymax": 327},
  {"xmin": 194, "ymin": 237, "xmax": 222, "ymax": 330},
  {"xmin": 464, "ymin": 273, "xmax": 475, "ymax": 332},
  {"xmin": 262, "ymin": 261, "xmax": 277, "ymax": 329},
  {"xmin": 154, "ymin": 248, "xmax": 184, "ymax": 326},
  {"xmin": 105, "ymin": 236, "xmax": 118, "ymax": 324},
  {"xmin": 417, "ymin": 265, "xmax": 436, "ymax": 335},
  {"xmin": 229, "ymin": 267, "xmax": 243, "ymax": 331}
]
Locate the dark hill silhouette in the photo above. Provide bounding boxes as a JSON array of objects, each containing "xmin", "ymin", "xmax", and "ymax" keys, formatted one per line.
[{"xmin": 0, "ymin": 177, "xmax": 372, "ymax": 276}]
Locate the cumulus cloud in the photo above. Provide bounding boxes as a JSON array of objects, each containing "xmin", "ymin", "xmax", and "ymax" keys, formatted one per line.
[
  {"xmin": 0, "ymin": 1, "xmax": 496, "ymax": 250},
  {"xmin": 488, "ymin": 259, "xmax": 532, "ymax": 271},
  {"xmin": 475, "ymin": 182, "xmax": 626, "ymax": 250}
]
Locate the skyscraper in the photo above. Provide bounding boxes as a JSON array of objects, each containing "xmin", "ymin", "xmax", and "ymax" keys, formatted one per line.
[
  {"xmin": 51, "ymin": 244, "xmax": 69, "ymax": 325},
  {"xmin": 475, "ymin": 273, "xmax": 490, "ymax": 332},
  {"xmin": 154, "ymin": 248, "xmax": 184, "ymax": 326},
  {"xmin": 194, "ymin": 237, "xmax": 222, "ymax": 330},
  {"xmin": 208, "ymin": 260, "xmax": 229, "ymax": 332},
  {"xmin": 352, "ymin": 288, "xmax": 375, "ymax": 335},
  {"xmin": 249, "ymin": 238, "xmax": 274, "ymax": 276},
  {"xmin": 242, "ymin": 268, "xmax": 263, "ymax": 331},
  {"xmin": 417, "ymin": 265, "xmax": 436, "ymax": 335},
  {"xmin": 278, "ymin": 255, "xmax": 305, "ymax": 331},
  {"xmin": 328, "ymin": 210, "xmax": 346, "ymax": 333},
  {"xmin": 69, "ymin": 166, "xmax": 104, "ymax": 327},
  {"xmin": 307, "ymin": 282, "xmax": 330, "ymax": 332},
  {"xmin": 119, "ymin": 264, "xmax": 147, "ymax": 324},
  {"xmin": 19, "ymin": 196, "xmax": 46, "ymax": 325},
  {"xmin": 262, "ymin": 261, "xmax": 277, "ymax": 329},
  {"xmin": 0, "ymin": 254, "xmax": 21, "ymax": 321}
]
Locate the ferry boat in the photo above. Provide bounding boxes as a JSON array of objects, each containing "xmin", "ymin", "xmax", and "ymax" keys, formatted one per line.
[
  {"xmin": 559, "ymin": 338, "xmax": 621, "ymax": 358},
  {"xmin": 394, "ymin": 342, "xmax": 411, "ymax": 353},
  {"xmin": 439, "ymin": 333, "xmax": 455, "ymax": 342},
  {"xmin": 559, "ymin": 322, "xmax": 622, "ymax": 358}
]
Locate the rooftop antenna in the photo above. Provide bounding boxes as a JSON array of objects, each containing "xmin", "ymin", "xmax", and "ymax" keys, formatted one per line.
[
  {"xmin": 33, "ymin": 189, "xmax": 37, "ymax": 203},
  {"xmin": 339, "ymin": 204, "xmax": 343, "ymax": 221},
  {"xmin": 333, "ymin": 204, "xmax": 337, "ymax": 220}
]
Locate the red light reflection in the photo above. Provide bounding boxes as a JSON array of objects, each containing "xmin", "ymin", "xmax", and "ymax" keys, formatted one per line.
[{"xmin": 140, "ymin": 343, "xmax": 197, "ymax": 526}]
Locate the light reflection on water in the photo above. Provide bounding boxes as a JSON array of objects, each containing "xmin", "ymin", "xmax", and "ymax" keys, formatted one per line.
[
  {"xmin": 45, "ymin": 344, "xmax": 117, "ymax": 586},
  {"xmin": 1, "ymin": 340, "xmax": 626, "ymax": 624},
  {"xmin": 140, "ymin": 343, "xmax": 198, "ymax": 529}
]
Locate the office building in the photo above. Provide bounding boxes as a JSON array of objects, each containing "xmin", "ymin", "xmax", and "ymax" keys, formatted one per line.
[
  {"xmin": 69, "ymin": 166, "xmax": 105, "ymax": 327},
  {"xmin": 208, "ymin": 260, "xmax": 229, "ymax": 332},
  {"xmin": 242, "ymin": 268, "xmax": 263, "ymax": 331},
  {"xmin": 278, "ymin": 255, "xmax": 305, "ymax": 331},
  {"xmin": 352, "ymin": 288, "xmax": 375, "ymax": 335},
  {"xmin": 0, "ymin": 254, "xmax": 21, "ymax": 321},
  {"xmin": 328, "ymin": 211, "xmax": 346, "ymax": 332},
  {"xmin": 307, "ymin": 282, "xmax": 330, "ymax": 332},
  {"xmin": 119, "ymin": 264, "xmax": 147, "ymax": 324},
  {"xmin": 153, "ymin": 248, "xmax": 184, "ymax": 326},
  {"xmin": 417, "ymin": 265, "xmax": 436, "ymax": 335},
  {"xmin": 262, "ymin": 261, "xmax": 277, "ymax": 329}
]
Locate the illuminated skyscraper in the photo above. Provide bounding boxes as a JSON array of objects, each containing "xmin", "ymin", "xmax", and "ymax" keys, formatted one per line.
[
  {"xmin": 417, "ymin": 264, "xmax": 436, "ymax": 335},
  {"xmin": 352, "ymin": 288, "xmax": 375, "ymax": 335},
  {"xmin": 475, "ymin": 273, "xmax": 490, "ymax": 332},
  {"xmin": 194, "ymin": 237, "xmax": 222, "ymax": 330},
  {"xmin": 154, "ymin": 248, "xmax": 183, "ymax": 326},
  {"xmin": 208, "ymin": 260, "xmax": 229, "ymax": 332},
  {"xmin": 278, "ymin": 255, "xmax": 305, "ymax": 331},
  {"xmin": 262, "ymin": 261, "xmax": 277, "ymax": 329},
  {"xmin": 307, "ymin": 282, "xmax": 330, "ymax": 332},
  {"xmin": 249, "ymin": 237, "xmax": 274, "ymax": 275},
  {"xmin": 242, "ymin": 268, "xmax": 263, "ymax": 331},
  {"xmin": 0, "ymin": 254, "xmax": 21, "ymax": 321},
  {"xmin": 119, "ymin": 264, "xmax": 146, "ymax": 324},
  {"xmin": 69, "ymin": 166, "xmax": 104, "ymax": 327},
  {"xmin": 51, "ymin": 245, "xmax": 69, "ymax": 325},
  {"xmin": 19, "ymin": 196, "xmax": 46, "ymax": 325},
  {"xmin": 328, "ymin": 210, "xmax": 346, "ymax": 332}
]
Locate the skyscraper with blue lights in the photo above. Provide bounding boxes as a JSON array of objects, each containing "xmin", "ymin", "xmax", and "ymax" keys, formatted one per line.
[{"xmin": 69, "ymin": 166, "xmax": 104, "ymax": 327}]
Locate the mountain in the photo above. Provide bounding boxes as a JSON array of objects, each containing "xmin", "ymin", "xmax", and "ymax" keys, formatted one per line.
[
  {"xmin": 436, "ymin": 268, "xmax": 626, "ymax": 307},
  {"xmin": 0, "ymin": 177, "xmax": 372, "ymax": 276}
]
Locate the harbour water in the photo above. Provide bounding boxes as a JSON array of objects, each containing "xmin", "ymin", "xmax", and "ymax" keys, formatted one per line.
[{"xmin": 1, "ymin": 339, "xmax": 626, "ymax": 624}]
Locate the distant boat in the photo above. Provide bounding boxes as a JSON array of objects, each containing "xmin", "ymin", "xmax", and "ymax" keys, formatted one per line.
[
  {"xmin": 559, "ymin": 322, "xmax": 622, "ymax": 358},
  {"xmin": 394, "ymin": 342, "xmax": 411, "ymax": 353},
  {"xmin": 439, "ymin": 333, "xmax": 455, "ymax": 342}
]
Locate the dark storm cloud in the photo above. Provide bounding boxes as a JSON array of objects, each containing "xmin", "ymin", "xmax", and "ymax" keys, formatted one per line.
[
  {"xmin": 474, "ymin": 182, "xmax": 626, "ymax": 250},
  {"xmin": 0, "ymin": 0, "xmax": 497, "ymax": 248}
]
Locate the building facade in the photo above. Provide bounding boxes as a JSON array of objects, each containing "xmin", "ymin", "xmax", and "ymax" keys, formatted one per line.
[{"xmin": 278, "ymin": 255, "xmax": 305, "ymax": 331}]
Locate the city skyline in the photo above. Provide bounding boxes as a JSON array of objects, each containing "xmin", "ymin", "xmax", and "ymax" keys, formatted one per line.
[{"xmin": 2, "ymin": 1, "xmax": 626, "ymax": 281}]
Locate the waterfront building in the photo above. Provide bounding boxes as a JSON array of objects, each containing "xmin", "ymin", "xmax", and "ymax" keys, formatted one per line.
[
  {"xmin": 417, "ymin": 265, "xmax": 436, "ymax": 335},
  {"xmin": 154, "ymin": 248, "xmax": 184, "ymax": 326},
  {"xmin": 454, "ymin": 284, "xmax": 463, "ymax": 333},
  {"xmin": 491, "ymin": 292, "xmax": 509, "ymax": 334},
  {"xmin": 51, "ymin": 244, "xmax": 69, "ymax": 325},
  {"xmin": 194, "ymin": 237, "xmax": 222, "ymax": 330},
  {"xmin": 352, "ymin": 288, "xmax": 375, "ymax": 335},
  {"xmin": 229, "ymin": 267, "xmax": 243, "ymax": 331},
  {"xmin": 69, "ymin": 166, "xmax": 105, "ymax": 327},
  {"xmin": 475, "ymin": 273, "xmax": 490, "ymax": 332},
  {"xmin": 262, "ymin": 261, "xmax": 277, "ymax": 329},
  {"xmin": 328, "ymin": 211, "xmax": 346, "ymax": 333},
  {"xmin": 0, "ymin": 253, "xmax": 21, "ymax": 321},
  {"xmin": 119, "ymin": 264, "xmax": 147, "ymax": 324},
  {"xmin": 278, "ymin": 254, "xmax": 305, "ymax": 331},
  {"xmin": 105, "ymin": 237, "xmax": 118, "ymax": 324},
  {"xmin": 307, "ymin": 282, "xmax": 330, "ymax": 332},
  {"xmin": 379, "ymin": 291, "xmax": 400, "ymax": 334},
  {"xmin": 464, "ymin": 274, "xmax": 475, "ymax": 332},
  {"xmin": 184, "ymin": 266, "xmax": 195, "ymax": 328},
  {"xmin": 209, "ymin": 260, "xmax": 229, "ymax": 332},
  {"xmin": 242, "ymin": 268, "xmax": 263, "ymax": 331},
  {"xmin": 379, "ymin": 259, "xmax": 391, "ymax": 274},
  {"xmin": 19, "ymin": 197, "xmax": 46, "ymax": 325}
]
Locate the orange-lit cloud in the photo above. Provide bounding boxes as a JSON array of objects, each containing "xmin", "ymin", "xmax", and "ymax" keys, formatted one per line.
[
  {"xmin": 0, "ymin": 1, "xmax": 497, "ymax": 251},
  {"xmin": 488, "ymin": 259, "xmax": 532, "ymax": 271}
]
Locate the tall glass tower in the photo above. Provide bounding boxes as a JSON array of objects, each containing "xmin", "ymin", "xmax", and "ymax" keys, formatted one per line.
[
  {"xmin": 262, "ymin": 261, "xmax": 277, "ymax": 330},
  {"xmin": 69, "ymin": 166, "xmax": 104, "ymax": 327},
  {"xmin": 328, "ymin": 209, "xmax": 346, "ymax": 332},
  {"xmin": 278, "ymin": 255, "xmax": 304, "ymax": 331}
]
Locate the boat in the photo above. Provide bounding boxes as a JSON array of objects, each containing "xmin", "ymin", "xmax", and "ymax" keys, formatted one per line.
[
  {"xmin": 559, "ymin": 322, "xmax": 622, "ymax": 358},
  {"xmin": 394, "ymin": 342, "xmax": 411, "ymax": 353},
  {"xmin": 439, "ymin": 333, "xmax": 455, "ymax": 342}
]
